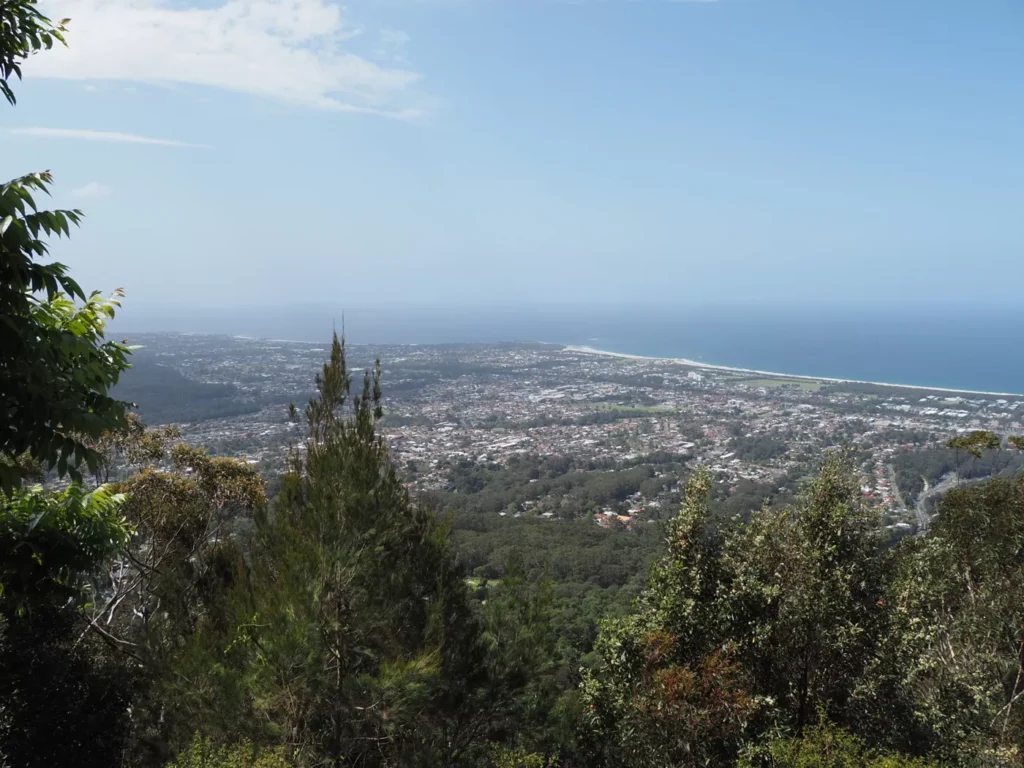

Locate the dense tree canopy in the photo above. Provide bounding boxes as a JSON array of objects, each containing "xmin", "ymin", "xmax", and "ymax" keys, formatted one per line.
[{"xmin": 577, "ymin": 449, "xmax": 1024, "ymax": 767}]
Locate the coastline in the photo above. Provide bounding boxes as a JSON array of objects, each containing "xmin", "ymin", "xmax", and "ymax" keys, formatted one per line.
[{"xmin": 561, "ymin": 345, "xmax": 1024, "ymax": 399}]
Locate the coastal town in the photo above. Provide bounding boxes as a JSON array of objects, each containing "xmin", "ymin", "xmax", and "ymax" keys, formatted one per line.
[{"xmin": 123, "ymin": 333, "xmax": 1024, "ymax": 535}]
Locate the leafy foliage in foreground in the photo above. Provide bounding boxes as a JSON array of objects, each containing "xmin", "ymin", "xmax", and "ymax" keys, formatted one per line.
[
  {"xmin": 3, "ymin": 21, "xmax": 132, "ymax": 491},
  {"xmin": 0, "ymin": 171, "xmax": 132, "ymax": 493},
  {"xmin": 0, "ymin": 0, "xmax": 66, "ymax": 105},
  {"xmin": 0, "ymin": 483, "xmax": 133, "ymax": 767},
  {"xmin": 0, "ymin": 482, "xmax": 129, "ymax": 610}
]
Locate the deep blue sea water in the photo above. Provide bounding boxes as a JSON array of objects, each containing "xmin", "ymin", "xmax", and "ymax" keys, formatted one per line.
[{"xmin": 120, "ymin": 305, "xmax": 1024, "ymax": 395}]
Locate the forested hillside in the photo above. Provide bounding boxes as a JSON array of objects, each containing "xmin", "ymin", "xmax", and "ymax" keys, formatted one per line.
[{"xmin": 114, "ymin": 353, "xmax": 260, "ymax": 425}]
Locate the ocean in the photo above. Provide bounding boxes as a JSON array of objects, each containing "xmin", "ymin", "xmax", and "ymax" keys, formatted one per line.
[{"xmin": 119, "ymin": 304, "xmax": 1024, "ymax": 395}]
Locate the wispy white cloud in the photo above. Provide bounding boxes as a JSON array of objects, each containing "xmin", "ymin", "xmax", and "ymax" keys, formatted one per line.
[
  {"xmin": 380, "ymin": 29, "xmax": 411, "ymax": 49},
  {"xmin": 29, "ymin": 0, "xmax": 425, "ymax": 120},
  {"xmin": 71, "ymin": 181, "xmax": 111, "ymax": 198},
  {"xmin": 11, "ymin": 127, "xmax": 212, "ymax": 148},
  {"xmin": 375, "ymin": 28, "xmax": 411, "ymax": 64}
]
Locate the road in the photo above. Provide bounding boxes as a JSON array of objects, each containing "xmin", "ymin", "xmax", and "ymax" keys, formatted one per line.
[{"xmin": 913, "ymin": 474, "xmax": 959, "ymax": 536}]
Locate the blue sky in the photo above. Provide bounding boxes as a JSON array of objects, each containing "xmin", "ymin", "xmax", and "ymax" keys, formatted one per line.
[{"xmin": 5, "ymin": 0, "xmax": 1023, "ymax": 317}]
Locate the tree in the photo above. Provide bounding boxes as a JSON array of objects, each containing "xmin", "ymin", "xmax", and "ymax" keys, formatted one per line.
[
  {"xmin": 0, "ymin": 0, "xmax": 67, "ymax": 105},
  {"xmin": 877, "ymin": 473, "xmax": 1024, "ymax": 765},
  {"xmin": 0, "ymin": 483, "xmax": 133, "ymax": 767},
  {"xmin": 0, "ymin": 413, "xmax": 268, "ymax": 767},
  {"xmin": 254, "ymin": 335, "xmax": 468, "ymax": 764},
  {"xmin": 0, "ymin": 13, "xmax": 138, "ymax": 748},
  {"xmin": 581, "ymin": 469, "xmax": 756, "ymax": 767},
  {"xmin": 0, "ymin": 173, "xmax": 132, "ymax": 492},
  {"xmin": 580, "ymin": 455, "xmax": 890, "ymax": 767},
  {"xmin": 167, "ymin": 736, "xmax": 292, "ymax": 768},
  {"xmin": 738, "ymin": 721, "xmax": 936, "ymax": 768},
  {"xmin": 97, "ymin": 443, "xmax": 266, "ymax": 766},
  {"xmin": 470, "ymin": 552, "xmax": 567, "ymax": 762},
  {"xmin": 90, "ymin": 411, "xmax": 181, "ymax": 485},
  {"xmin": 0, "ymin": 482, "xmax": 129, "ymax": 612},
  {"xmin": 164, "ymin": 335, "xmax": 568, "ymax": 767},
  {"xmin": 725, "ymin": 453, "xmax": 887, "ymax": 733},
  {"xmin": 2, "ymin": 1, "xmax": 131, "ymax": 492},
  {"xmin": 945, "ymin": 430, "xmax": 1001, "ymax": 460},
  {"xmin": 166, "ymin": 335, "xmax": 479, "ymax": 766}
]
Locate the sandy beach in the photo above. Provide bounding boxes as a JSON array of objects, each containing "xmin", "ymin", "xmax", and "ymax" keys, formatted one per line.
[{"xmin": 562, "ymin": 345, "xmax": 1024, "ymax": 399}]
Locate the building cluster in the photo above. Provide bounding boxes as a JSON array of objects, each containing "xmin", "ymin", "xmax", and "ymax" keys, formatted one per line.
[{"xmin": 130, "ymin": 334, "xmax": 1024, "ymax": 529}]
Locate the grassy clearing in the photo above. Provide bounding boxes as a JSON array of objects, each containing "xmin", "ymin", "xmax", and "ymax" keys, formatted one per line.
[
  {"xmin": 592, "ymin": 403, "xmax": 677, "ymax": 413},
  {"xmin": 740, "ymin": 377, "xmax": 825, "ymax": 392}
]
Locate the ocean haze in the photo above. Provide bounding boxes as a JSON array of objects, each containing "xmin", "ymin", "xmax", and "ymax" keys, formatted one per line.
[{"xmin": 116, "ymin": 304, "xmax": 1024, "ymax": 395}]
